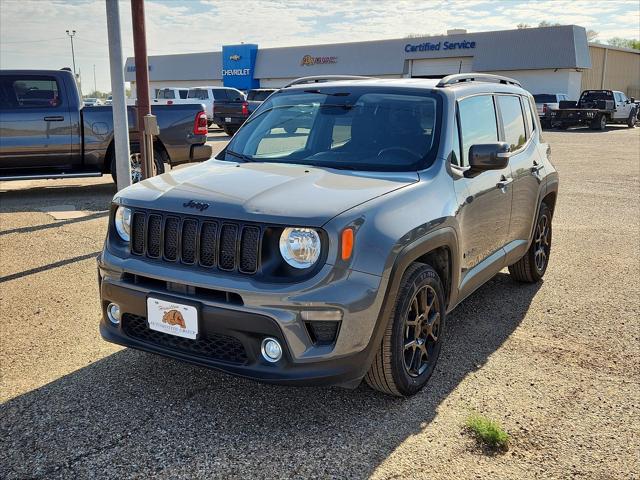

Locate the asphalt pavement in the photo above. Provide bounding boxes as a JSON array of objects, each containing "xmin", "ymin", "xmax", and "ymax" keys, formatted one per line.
[{"xmin": 0, "ymin": 127, "xmax": 638, "ymax": 479}]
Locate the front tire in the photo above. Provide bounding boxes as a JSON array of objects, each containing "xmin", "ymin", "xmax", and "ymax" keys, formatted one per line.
[
  {"xmin": 365, "ymin": 263, "xmax": 446, "ymax": 397},
  {"xmin": 508, "ymin": 202, "xmax": 552, "ymax": 283},
  {"xmin": 627, "ymin": 110, "xmax": 637, "ymax": 128}
]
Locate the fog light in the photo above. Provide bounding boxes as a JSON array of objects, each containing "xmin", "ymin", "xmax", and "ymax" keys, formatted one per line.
[
  {"xmin": 261, "ymin": 337, "xmax": 283, "ymax": 362},
  {"xmin": 107, "ymin": 303, "xmax": 121, "ymax": 324}
]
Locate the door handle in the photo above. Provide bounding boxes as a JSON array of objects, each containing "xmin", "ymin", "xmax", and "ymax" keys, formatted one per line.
[
  {"xmin": 496, "ymin": 175, "xmax": 513, "ymax": 190},
  {"xmin": 44, "ymin": 116, "xmax": 65, "ymax": 122}
]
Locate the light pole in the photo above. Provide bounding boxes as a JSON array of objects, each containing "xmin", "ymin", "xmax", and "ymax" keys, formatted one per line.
[{"xmin": 65, "ymin": 30, "xmax": 77, "ymax": 76}]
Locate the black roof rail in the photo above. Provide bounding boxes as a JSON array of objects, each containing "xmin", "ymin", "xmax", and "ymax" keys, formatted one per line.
[
  {"xmin": 284, "ymin": 75, "xmax": 372, "ymax": 88},
  {"xmin": 436, "ymin": 73, "xmax": 521, "ymax": 88}
]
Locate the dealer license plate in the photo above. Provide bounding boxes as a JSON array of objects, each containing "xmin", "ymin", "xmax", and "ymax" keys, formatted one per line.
[
  {"xmin": 147, "ymin": 297, "xmax": 198, "ymax": 339},
  {"xmin": 225, "ymin": 117, "xmax": 232, "ymax": 123}
]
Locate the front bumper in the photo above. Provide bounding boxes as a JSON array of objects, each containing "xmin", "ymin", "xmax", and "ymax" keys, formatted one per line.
[{"xmin": 97, "ymin": 251, "xmax": 387, "ymax": 387}]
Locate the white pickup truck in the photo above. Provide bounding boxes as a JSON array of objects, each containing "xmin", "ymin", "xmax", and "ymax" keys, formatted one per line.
[{"xmin": 152, "ymin": 87, "xmax": 189, "ymax": 106}]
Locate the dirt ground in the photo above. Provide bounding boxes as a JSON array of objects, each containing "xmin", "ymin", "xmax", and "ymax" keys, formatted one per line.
[{"xmin": 1, "ymin": 127, "xmax": 639, "ymax": 479}]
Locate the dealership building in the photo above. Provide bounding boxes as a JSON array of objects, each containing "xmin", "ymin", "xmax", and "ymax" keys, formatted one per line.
[{"xmin": 125, "ymin": 25, "xmax": 640, "ymax": 100}]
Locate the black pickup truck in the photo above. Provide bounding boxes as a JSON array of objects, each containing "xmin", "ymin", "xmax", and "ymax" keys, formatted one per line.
[
  {"xmin": 0, "ymin": 69, "xmax": 212, "ymax": 183},
  {"xmin": 213, "ymin": 88, "xmax": 276, "ymax": 136},
  {"xmin": 545, "ymin": 89, "xmax": 638, "ymax": 130}
]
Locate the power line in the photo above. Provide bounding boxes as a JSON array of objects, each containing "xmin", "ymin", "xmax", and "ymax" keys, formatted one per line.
[{"xmin": 0, "ymin": 37, "xmax": 67, "ymax": 44}]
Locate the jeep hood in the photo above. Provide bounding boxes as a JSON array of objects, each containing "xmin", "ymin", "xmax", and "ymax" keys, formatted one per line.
[{"xmin": 116, "ymin": 159, "xmax": 418, "ymax": 226}]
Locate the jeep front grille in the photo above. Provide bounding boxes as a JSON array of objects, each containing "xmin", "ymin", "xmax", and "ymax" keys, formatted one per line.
[{"xmin": 130, "ymin": 210, "xmax": 262, "ymax": 274}]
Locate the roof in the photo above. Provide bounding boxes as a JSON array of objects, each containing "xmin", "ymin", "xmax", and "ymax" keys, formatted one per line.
[{"xmin": 125, "ymin": 25, "xmax": 592, "ymax": 83}]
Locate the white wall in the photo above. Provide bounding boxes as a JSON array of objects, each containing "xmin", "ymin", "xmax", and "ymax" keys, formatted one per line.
[
  {"xmin": 257, "ymin": 74, "xmax": 402, "ymax": 89},
  {"xmin": 411, "ymin": 57, "xmax": 473, "ymax": 76},
  {"xmin": 487, "ymin": 69, "xmax": 583, "ymax": 99}
]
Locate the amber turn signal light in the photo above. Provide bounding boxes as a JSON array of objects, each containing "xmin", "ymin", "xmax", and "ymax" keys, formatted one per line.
[{"xmin": 341, "ymin": 228, "xmax": 354, "ymax": 261}]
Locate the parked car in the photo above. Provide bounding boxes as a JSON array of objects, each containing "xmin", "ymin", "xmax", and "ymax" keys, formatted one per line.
[
  {"xmin": 187, "ymin": 86, "xmax": 245, "ymax": 126},
  {"xmin": 83, "ymin": 97, "xmax": 102, "ymax": 106},
  {"xmin": 152, "ymin": 87, "xmax": 189, "ymax": 106},
  {"xmin": 98, "ymin": 73, "xmax": 558, "ymax": 397},
  {"xmin": 104, "ymin": 95, "xmax": 113, "ymax": 105},
  {"xmin": 533, "ymin": 93, "xmax": 569, "ymax": 118},
  {"xmin": 546, "ymin": 89, "xmax": 638, "ymax": 130},
  {"xmin": 0, "ymin": 69, "xmax": 212, "ymax": 183}
]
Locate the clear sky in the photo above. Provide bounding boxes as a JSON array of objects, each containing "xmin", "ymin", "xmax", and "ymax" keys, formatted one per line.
[{"xmin": 1, "ymin": 0, "xmax": 638, "ymax": 92}]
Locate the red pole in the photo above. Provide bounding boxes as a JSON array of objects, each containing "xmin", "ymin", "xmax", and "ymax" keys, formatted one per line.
[{"xmin": 131, "ymin": 0, "xmax": 152, "ymax": 179}]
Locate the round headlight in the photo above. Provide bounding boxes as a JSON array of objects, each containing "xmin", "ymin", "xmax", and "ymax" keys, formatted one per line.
[
  {"xmin": 279, "ymin": 227, "xmax": 321, "ymax": 269},
  {"xmin": 114, "ymin": 206, "xmax": 132, "ymax": 242}
]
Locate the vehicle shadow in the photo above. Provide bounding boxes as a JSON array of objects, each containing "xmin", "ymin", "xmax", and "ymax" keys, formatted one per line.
[
  {"xmin": 543, "ymin": 125, "xmax": 632, "ymax": 133},
  {"xmin": 0, "ymin": 273, "xmax": 541, "ymax": 479},
  {"xmin": 0, "ymin": 181, "xmax": 116, "ymax": 214}
]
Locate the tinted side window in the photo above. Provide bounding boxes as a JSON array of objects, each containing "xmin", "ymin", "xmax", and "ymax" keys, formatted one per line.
[
  {"xmin": 451, "ymin": 111, "xmax": 461, "ymax": 166},
  {"xmin": 497, "ymin": 95, "xmax": 526, "ymax": 151},
  {"xmin": 212, "ymin": 89, "xmax": 227, "ymax": 100},
  {"xmin": 188, "ymin": 89, "xmax": 209, "ymax": 100},
  {"xmin": 179, "ymin": 90, "xmax": 188, "ymax": 99},
  {"xmin": 458, "ymin": 95, "xmax": 498, "ymax": 166},
  {"xmin": 5, "ymin": 76, "xmax": 62, "ymax": 108}
]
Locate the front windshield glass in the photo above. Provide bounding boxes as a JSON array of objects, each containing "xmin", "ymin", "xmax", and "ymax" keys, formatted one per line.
[{"xmin": 219, "ymin": 87, "xmax": 442, "ymax": 171}]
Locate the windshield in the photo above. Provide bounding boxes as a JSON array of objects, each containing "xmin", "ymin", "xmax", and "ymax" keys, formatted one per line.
[
  {"xmin": 220, "ymin": 87, "xmax": 442, "ymax": 171},
  {"xmin": 247, "ymin": 90, "xmax": 274, "ymax": 101},
  {"xmin": 533, "ymin": 94, "xmax": 556, "ymax": 103},
  {"xmin": 581, "ymin": 91, "xmax": 613, "ymax": 102}
]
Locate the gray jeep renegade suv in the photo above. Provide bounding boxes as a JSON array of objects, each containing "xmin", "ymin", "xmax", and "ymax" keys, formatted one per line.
[{"xmin": 98, "ymin": 74, "xmax": 558, "ymax": 397}]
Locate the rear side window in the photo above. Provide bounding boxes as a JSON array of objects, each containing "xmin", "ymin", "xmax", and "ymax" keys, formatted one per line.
[
  {"xmin": 0, "ymin": 75, "xmax": 62, "ymax": 109},
  {"xmin": 458, "ymin": 95, "xmax": 498, "ymax": 166},
  {"xmin": 157, "ymin": 89, "xmax": 175, "ymax": 99},
  {"xmin": 497, "ymin": 96, "xmax": 526, "ymax": 151},
  {"xmin": 178, "ymin": 90, "xmax": 188, "ymax": 99},
  {"xmin": 247, "ymin": 90, "xmax": 272, "ymax": 101},
  {"xmin": 188, "ymin": 89, "xmax": 209, "ymax": 100}
]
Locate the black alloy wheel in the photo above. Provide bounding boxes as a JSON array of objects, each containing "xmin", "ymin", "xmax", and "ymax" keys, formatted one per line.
[
  {"xmin": 403, "ymin": 284, "xmax": 441, "ymax": 377},
  {"xmin": 508, "ymin": 202, "xmax": 552, "ymax": 283}
]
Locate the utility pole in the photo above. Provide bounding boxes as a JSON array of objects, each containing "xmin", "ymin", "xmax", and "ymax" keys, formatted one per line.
[
  {"xmin": 65, "ymin": 30, "xmax": 77, "ymax": 76},
  {"xmin": 106, "ymin": 0, "xmax": 131, "ymax": 190},
  {"xmin": 93, "ymin": 64, "xmax": 97, "ymax": 95},
  {"xmin": 130, "ymin": 0, "xmax": 155, "ymax": 180}
]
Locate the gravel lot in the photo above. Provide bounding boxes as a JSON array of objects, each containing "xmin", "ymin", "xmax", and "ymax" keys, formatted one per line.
[{"xmin": 1, "ymin": 127, "xmax": 638, "ymax": 479}]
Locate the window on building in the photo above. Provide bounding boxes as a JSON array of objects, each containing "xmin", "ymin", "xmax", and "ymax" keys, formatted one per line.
[
  {"xmin": 497, "ymin": 95, "xmax": 526, "ymax": 151},
  {"xmin": 458, "ymin": 95, "xmax": 498, "ymax": 166},
  {"xmin": 2, "ymin": 76, "xmax": 62, "ymax": 108}
]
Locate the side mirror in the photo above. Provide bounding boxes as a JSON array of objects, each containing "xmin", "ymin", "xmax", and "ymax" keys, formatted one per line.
[{"xmin": 466, "ymin": 142, "xmax": 511, "ymax": 176}]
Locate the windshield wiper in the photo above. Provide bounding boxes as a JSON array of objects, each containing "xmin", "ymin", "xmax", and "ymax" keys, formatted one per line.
[{"xmin": 225, "ymin": 149, "xmax": 253, "ymax": 163}]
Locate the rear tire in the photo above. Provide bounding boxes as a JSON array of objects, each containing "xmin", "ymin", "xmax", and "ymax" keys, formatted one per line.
[
  {"xmin": 591, "ymin": 114, "xmax": 607, "ymax": 130},
  {"xmin": 223, "ymin": 126, "xmax": 238, "ymax": 136},
  {"xmin": 508, "ymin": 203, "xmax": 552, "ymax": 283},
  {"xmin": 365, "ymin": 263, "xmax": 446, "ymax": 397},
  {"xmin": 111, "ymin": 147, "xmax": 165, "ymax": 185}
]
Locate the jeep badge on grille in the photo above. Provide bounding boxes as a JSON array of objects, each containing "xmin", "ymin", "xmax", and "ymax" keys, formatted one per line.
[{"xmin": 183, "ymin": 200, "xmax": 210, "ymax": 211}]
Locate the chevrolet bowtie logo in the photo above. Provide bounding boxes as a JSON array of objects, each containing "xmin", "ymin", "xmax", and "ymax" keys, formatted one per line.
[{"xmin": 229, "ymin": 54, "xmax": 241, "ymax": 61}]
